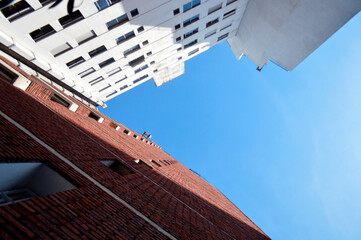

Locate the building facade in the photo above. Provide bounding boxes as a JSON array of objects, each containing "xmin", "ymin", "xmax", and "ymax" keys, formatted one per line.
[
  {"xmin": 1, "ymin": 0, "xmax": 360, "ymax": 107},
  {"xmin": 0, "ymin": 55, "xmax": 270, "ymax": 239}
]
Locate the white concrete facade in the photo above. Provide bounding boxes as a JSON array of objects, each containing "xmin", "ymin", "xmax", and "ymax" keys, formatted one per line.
[{"xmin": 0, "ymin": 0, "xmax": 360, "ymax": 106}]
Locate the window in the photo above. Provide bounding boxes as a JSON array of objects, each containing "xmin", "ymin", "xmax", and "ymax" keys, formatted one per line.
[
  {"xmin": 150, "ymin": 61, "xmax": 155, "ymax": 65},
  {"xmin": 159, "ymin": 160, "xmax": 167, "ymax": 166},
  {"xmin": 99, "ymin": 57, "xmax": 115, "ymax": 68},
  {"xmin": 119, "ymin": 85, "xmax": 128, "ymax": 91},
  {"xmin": 130, "ymin": 8, "xmax": 139, "ymax": 17},
  {"xmin": 109, "ymin": 122, "xmax": 118, "ymax": 129},
  {"xmin": 142, "ymin": 40, "xmax": 149, "ymax": 46},
  {"xmin": 178, "ymin": 57, "xmax": 182, "ymax": 60},
  {"xmin": 50, "ymin": 94, "xmax": 70, "ymax": 108},
  {"xmin": 100, "ymin": 160, "xmax": 134, "ymax": 176},
  {"xmin": 88, "ymin": 112, "xmax": 100, "ymax": 121},
  {"xmin": 134, "ymin": 160, "xmax": 153, "ymax": 170},
  {"xmin": 205, "ymin": 29, "xmax": 216, "ymax": 38},
  {"xmin": 123, "ymin": 129, "xmax": 131, "ymax": 135},
  {"xmin": 76, "ymin": 30, "xmax": 97, "ymax": 45},
  {"xmin": 134, "ymin": 64, "xmax": 148, "ymax": 74},
  {"xmin": 184, "ymin": 28, "xmax": 198, "ymax": 39},
  {"xmin": 0, "ymin": 162, "xmax": 77, "ymax": 206},
  {"xmin": 206, "ymin": 18, "xmax": 219, "ymax": 28},
  {"xmin": 0, "ymin": 63, "xmax": 18, "ymax": 84},
  {"xmin": 188, "ymin": 48, "xmax": 199, "ymax": 56},
  {"xmin": 226, "ymin": 0, "xmax": 237, "ymax": 6},
  {"xmin": 177, "ymin": 47, "xmax": 182, "ymax": 51},
  {"xmin": 99, "ymin": 84, "xmax": 111, "ymax": 92},
  {"xmin": 173, "ymin": 8, "xmax": 180, "ymax": 15},
  {"xmin": 220, "ymin": 24, "xmax": 232, "ymax": 31},
  {"xmin": 223, "ymin": 9, "xmax": 236, "ymax": 19},
  {"xmin": 116, "ymin": 31, "xmax": 135, "ymax": 45},
  {"xmin": 89, "ymin": 76, "xmax": 104, "ymax": 86},
  {"xmin": 133, "ymin": 134, "xmax": 138, "ymax": 139},
  {"xmin": 133, "ymin": 74, "xmax": 148, "ymax": 84},
  {"xmin": 184, "ymin": 39, "xmax": 198, "ymax": 49},
  {"xmin": 208, "ymin": 3, "xmax": 222, "ymax": 15},
  {"xmin": 128, "ymin": 55, "xmax": 145, "ymax": 67},
  {"xmin": 146, "ymin": 51, "xmax": 152, "ymax": 56},
  {"xmin": 30, "ymin": 24, "xmax": 56, "ymax": 42},
  {"xmin": 150, "ymin": 160, "xmax": 161, "ymax": 167},
  {"xmin": 106, "ymin": 14, "xmax": 129, "ymax": 30},
  {"xmin": 78, "ymin": 67, "xmax": 96, "ymax": 78},
  {"xmin": 115, "ymin": 75, "xmax": 127, "ymax": 84},
  {"xmin": 88, "ymin": 45, "xmax": 107, "ymax": 58},
  {"xmin": 51, "ymin": 43, "xmax": 72, "ymax": 57},
  {"xmin": 183, "ymin": 0, "xmax": 201, "ymax": 12},
  {"xmin": 66, "ymin": 56, "xmax": 85, "ymax": 68},
  {"xmin": 153, "ymin": 69, "xmax": 158, "ymax": 73},
  {"xmin": 183, "ymin": 14, "xmax": 199, "ymax": 27},
  {"xmin": 218, "ymin": 33, "xmax": 229, "ymax": 41},
  {"xmin": 59, "ymin": 10, "xmax": 84, "ymax": 28},
  {"xmin": 94, "ymin": 0, "xmax": 120, "ymax": 11},
  {"xmin": 107, "ymin": 67, "xmax": 122, "ymax": 77},
  {"xmin": 123, "ymin": 44, "xmax": 141, "ymax": 57},
  {"xmin": 106, "ymin": 91, "xmax": 117, "ymax": 98},
  {"xmin": 175, "ymin": 24, "xmax": 181, "ymax": 30},
  {"xmin": 176, "ymin": 36, "xmax": 181, "ymax": 42},
  {"xmin": 1, "ymin": 0, "xmax": 34, "ymax": 21},
  {"xmin": 137, "ymin": 26, "xmax": 144, "ymax": 33}
]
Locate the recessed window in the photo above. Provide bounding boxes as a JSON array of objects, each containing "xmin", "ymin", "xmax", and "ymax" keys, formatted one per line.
[
  {"xmin": 89, "ymin": 76, "xmax": 104, "ymax": 86},
  {"xmin": 100, "ymin": 160, "xmax": 134, "ymax": 176},
  {"xmin": 183, "ymin": 0, "xmax": 201, "ymax": 12},
  {"xmin": 106, "ymin": 91, "xmax": 117, "ymax": 98},
  {"xmin": 116, "ymin": 30, "xmax": 135, "ymax": 45},
  {"xmin": 119, "ymin": 85, "xmax": 128, "ymax": 91},
  {"xmin": 150, "ymin": 61, "xmax": 155, "ymax": 65},
  {"xmin": 123, "ymin": 129, "xmax": 131, "ymax": 135},
  {"xmin": 177, "ymin": 47, "xmax": 182, "ymax": 51},
  {"xmin": 51, "ymin": 43, "xmax": 72, "ymax": 57},
  {"xmin": 226, "ymin": 0, "xmax": 237, "ymax": 6},
  {"xmin": 159, "ymin": 160, "xmax": 167, "ymax": 166},
  {"xmin": 184, "ymin": 28, "xmax": 198, "ymax": 39},
  {"xmin": 184, "ymin": 39, "xmax": 198, "ymax": 49},
  {"xmin": 175, "ymin": 24, "xmax": 181, "ymax": 30},
  {"xmin": 1, "ymin": 0, "xmax": 34, "ymax": 22},
  {"xmin": 99, "ymin": 84, "xmax": 111, "ymax": 92},
  {"xmin": 188, "ymin": 48, "xmax": 199, "ymax": 56},
  {"xmin": 106, "ymin": 14, "xmax": 129, "ymax": 30},
  {"xmin": 134, "ymin": 160, "xmax": 153, "ymax": 170},
  {"xmin": 150, "ymin": 160, "xmax": 161, "ymax": 167},
  {"xmin": 223, "ymin": 9, "xmax": 236, "ymax": 19},
  {"xmin": 123, "ymin": 44, "xmax": 141, "ymax": 57},
  {"xmin": 99, "ymin": 57, "xmax": 115, "ymax": 68},
  {"xmin": 94, "ymin": 0, "xmax": 121, "ymax": 11},
  {"xmin": 220, "ymin": 24, "xmax": 232, "ymax": 31},
  {"xmin": 76, "ymin": 30, "xmax": 97, "ymax": 45},
  {"xmin": 0, "ymin": 162, "xmax": 77, "ymax": 206},
  {"xmin": 137, "ymin": 26, "xmax": 144, "ymax": 33},
  {"xmin": 89, "ymin": 45, "xmax": 107, "ymax": 58},
  {"xmin": 78, "ymin": 67, "xmax": 95, "ymax": 78},
  {"xmin": 205, "ymin": 29, "xmax": 216, "ymax": 39},
  {"xmin": 153, "ymin": 69, "xmax": 158, "ymax": 73},
  {"xmin": 88, "ymin": 112, "xmax": 100, "ymax": 121},
  {"xmin": 218, "ymin": 33, "xmax": 229, "ymax": 41},
  {"xmin": 0, "ymin": 63, "xmax": 18, "ymax": 84},
  {"xmin": 133, "ymin": 74, "xmax": 148, "ymax": 84},
  {"xmin": 128, "ymin": 55, "xmax": 145, "ymax": 67},
  {"xmin": 66, "ymin": 56, "xmax": 85, "ymax": 68},
  {"xmin": 173, "ymin": 8, "xmax": 180, "ymax": 15},
  {"xmin": 206, "ymin": 18, "xmax": 219, "ymax": 28},
  {"xmin": 183, "ymin": 14, "xmax": 199, "ymax": 27},
  {"xmin": 178, "ymin": 57, "xmax": 182, "ymax": 60},
  {"xmin": 130, "ymin": 8, "xmax": 139, "ymax": 17},
  {"xmin": 208, "ymin": 3, "xmax": 222, "ymax": 15},
  {"xmin": 147, "ymin": 51, "xmax": 152, "ymax": 56},
  {"xmin": 134, "ymin": 64, "xmax": 148, "ymax": 74},
  {"xmin": 176, "ymin": 37, "xmax": 181, "ymax": 42},
  {"xmin": 50, "ymin": 94, "xmax": 70, "ymax": 108},
  {"xmin": 115, "ymin": 75, "xmax": 127, "ymax": 84},
  {"xmin": 133, "ymin": 134, "xmax": 138, "ymax": 139},
  {"xmin": 107, "ymin": 67, "xmax": 122, "ymax": 77},
  {"xmin": 59, "ymin": 10, "xmax": 84, "ymax": 28},
  {"xmin": 30, "ymin": 24, "xmax": 56, "ymax": 42},
  {"xmin": 142, "ymin": 40, "xmax": 149, "ymax": 46}
]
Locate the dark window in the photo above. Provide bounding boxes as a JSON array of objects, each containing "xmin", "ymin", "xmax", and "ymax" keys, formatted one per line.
[
  {"xmin": 78, "ymin": 67, "xmax": 95, "ymax": 78},
  {"xmin": 134, "ymin": 160, "xmax": 153, "ymax": 170},
  {"xmin": 188, "ymin": 48, "xmax": 199, "ymax": 56},
  {"xmin": 59, "ymin": 10, "xmax": 84, "ymax": 28},
  {"xmin": 0, "ymin": 63, "xmax": 18, "ymax": 84},
  {"xmin": 176, "ymin": 36, "xmax": 181, "ymax": 42},
  {"xmin": 184, "ymin": 39, "xmax": 198, "ymax": 49},
  {"xmin": 50, "ymin": 94, "xmax": 70, "ymax": 108},
  {"xmin": 151, "ymin": 160, "xmax": 161, "ymax": 167},
  {"xmin": 146, "ymin": 51, "xmax": 152, "ymax": 56},
  {"xmin": 1, "ymin": 0, "xmax": 34, "ymax": 21},
  {"xmin": 206, "ymin": 18, "xmax": 219, "ymax": 28},
  {"xmin": 173, "ymin": 8, "xmax": 180, "ymax": 15},
  {"xmin": 134, "ymin": 64, "xmax": 148, "ymax": 74},
  {"xmin": 123, "ymin": 129, "xmax": 131, "ymax": 134},
  {"xmin": 115, "ymin": 75, "xmax": 127, "ymax": 84},
  {"xmin": 226, "ymin": 0, "xmax": 237, "ymax": 6},
  {"xmin": 175, "ymin": 24, "xmax": 181, "ymax": 30},
  {"xmin": 178, "ymin": 57, "xmax": 182, "ymax": 60},
  {"xmin": 88, "ymin": 112, "xmax": 100, "ymax": 121},
  {"xmin": 99, "ymin": 84, "xmax": 111, "ymax": 92},
  {"xmin": 106, "ymin": 14, "xmax": 129, "ymax": 30},
  {"xmin": 30, "ymin": 24, "xmax": 56, "ymax": 42},
  {"xmin": 123, "ymin": 44, "xmax": 141, "ymax": 57},
  {"xmin": 130, "ymin": 8, "xmax": 139, "ymax": 17},
  {"xmin": 223, "ymin": 9, "xmax": 236, "ymax": 19},
  {"xmin": 150, "ymin": 61, "xmax": 155, "ymax": 65},
  {"xmin": 183, "ymin": 0, "xmax": 201, "ymax": 12},
  {"xmin": 183, "ymin": 14, "xmax": 199, "ymax": 27},
  {"xmin": 89, "ymin": 45, "xmax": 107, "ymax": 58},
  {"xmin": 100, "ymin": 160, "xmax": 134, "ymax": 176},
  {"xmin": 153, "ymin": 69, "xmax": 158, "ymax": 73},
  {"xmin": 128, "ymin": 55, "xmax": 145, "ymax": 67},
  {"xmin": 133, "ymin": 134, "xmax": 138, "ymax": 138},
  {"xmin": 99, "ymin": 57, "xmax": 115, "ymax": 68},
  {"xmin": 94, "ymin": 0, "xmax": 121, "ymax": 11},
  {"xmin": 184, "ymin": 28, "xmax": 198, "ymax": 39},
  {"xmin": 218, "ymin": 33, "xmax": 229, "ymax": 41},
  {"xmin": 137, "ymin": 26, "xmax": 144, "ymax": 33},
  {"xmin": 177, "ymin": 47, "xmax": 182, "ymax": 51},
  {"xmin": 89, "ymin": 76, "xmax": 104, "ymax": 85},
  {"xmin": 66, "ymin": 56, "xmax": 85, "ymax": 68},
  {"xmin": 142, "ymin": 40, "xmax": 149, "ymax": 46},
  {"xmin": 119, "ymin": 85, "xmax": 128, "ymax": 91},
  {"xmin": 133, "ymin": 74, "xmax": 148, "ymax": 84},
  {"xmin": 116, "ymin": 31, "xmax": 135, "ymax": 45}
]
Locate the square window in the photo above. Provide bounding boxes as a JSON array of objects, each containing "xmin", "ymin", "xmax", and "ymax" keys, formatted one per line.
[
  {"xmin": 173, "ymin": 8, "xmax": 180, "ymax": 15},
  {"xmin": 137, "ymin": 26, "xmax": 144, "ymax": 33},
  {"xmin": 130, "ymin": 8, "xmax": 139, "ymax": 17},
  {"xmin": 175, "ymin": 24, "xmax": 181, "ymax": 30}
]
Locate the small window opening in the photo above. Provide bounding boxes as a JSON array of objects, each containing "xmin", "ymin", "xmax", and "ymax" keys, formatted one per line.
[
  {"xmin": 150, "ymin": 160, "xmax": 161, "ymax": 167},
  {"xmin": 50, "ymin": 94, "xmax": 70, "ymax": 108},
  {"xmin": 109, "ymin": 122, "xmax": 118, "ymax": 129},
  {"xmin": 134, "ymin": 160, "xmax": 153, "ymax": 170},
  {"xmin": 100, "ymin": 160, "xmax": 134, "ymax": 176},
  {"xmin": 173, "ymin": 8, "xmax": 180, "ymax": 15},
  {"xmin": 88, "ymin": 112, "xmax": 100, "ymax": 121},
  {"xmin": 137, "ymin": 26, "xmax": 144, "ymax": 33},
  {"xmin": 0, "ymin": 63, "xmax": 18, "ymax": 84},
  {"xmin": 130, "ymin": 8, "xmax": 139, "ymax": 17},
  {"xmin": 123, "ymin": 129, "xmax": 131, "ymax": 135}
]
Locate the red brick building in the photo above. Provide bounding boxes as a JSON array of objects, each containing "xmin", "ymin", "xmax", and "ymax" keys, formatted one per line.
[{"xmin": 0, "ymin": 53, "xmax": 270, "ymax": 239}]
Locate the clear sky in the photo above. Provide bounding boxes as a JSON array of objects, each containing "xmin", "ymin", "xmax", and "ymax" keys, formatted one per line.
[{"xmin": 101, "ymin": 13, "xmax": 361, "ymax": 240}]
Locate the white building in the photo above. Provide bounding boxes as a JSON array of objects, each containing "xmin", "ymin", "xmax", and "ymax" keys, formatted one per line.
[{"xmin": 0, "ymin": 0, "xmax": 360, "ymax": 107}]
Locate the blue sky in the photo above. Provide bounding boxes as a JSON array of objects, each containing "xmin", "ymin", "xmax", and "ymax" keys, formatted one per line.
[{"xmin": 101, "ymin": 13, "xmax": 361, "ymax": 240}]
